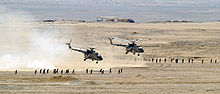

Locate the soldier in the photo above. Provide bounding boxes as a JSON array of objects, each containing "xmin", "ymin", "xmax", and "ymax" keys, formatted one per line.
[
  {"xmin": 159, "ymin": 58, "xmax": 161, "ymax": 63},
  {"xmin": 171, "ymin": 58, "xmax": 173, "ymax": 63},
  {"xmin": 66, "ymin": 69, "xmax": 69, "ymax": 74},
  {"xmin": 72, "ymin": 69, "xmax": 75, "ymax": 74},
  {"xmin": 210, "ymin": 59, "xmax": 213, "ymax": 63},
  {"xmin": 188, "ymin": 59, "xmax": 190, "ymax": 63},
  {"xmin": 99, "ymin": 69, "xmax": 102, "ymax": 73},
  {"xmin": 55, "ymin": 69, "xmax": 59, "ymax": 74},
  {"xmin": 42, "ymin": 69, "xmax": 46, "ymax": 74},
  {"xmin": 101, "ymin": 70, "xmax": 104, "ymax": 75},
  {"xmin": 156, "ymin": 59, "xmax": 158, "ymax": 63},
  {"xmin": 53, "ymin": 69, "xmax": 56, "ymax": 74},
  {"xmin": 86, "ymin": 69, "xmax": 88, "ymax": 74},
  {"xmin": 120, "ymin": 69, "xmax": 123, "ymax": 73},
  {"xmin": 90, "ymin": 69, "xmax": 93, "ymax": 74},
  {"xmin": 164, "ymin": 58, "xmax": 167, "ymax": 63},
  {"xmin": 39, "ymin": 69, "xmax": 42, "ymax": 74},
  {"xmin": 182, "ymin": 59, "xmax": 184, "ymax": 63},
  {"xmin": 46, "ymin": 69, "xmax": 49, "ymax": 74},
  {"xmin": 109, "ymin": 68, "xmax": 112, "ymax": 73},
  {"xmin": 118, "ymin": 69, "xmax": 120, "ymax": 74},
  {"xmin": 175, "ymin": 59, "xmax": 178, "ymax": 63},
  {"xmin": 35, "ymin": 69, "xmax": 37, "ymax": 75},
  {"xmin": 202, "ymin": 59, "xmax": 204, "ymax": 64},
  {"xmin": 152, "ymin": 58, "xmax": 154, "ymax": 62},
  {"xmin": 61, "ymin": 70, "xmax": 63, "ymax": 74},
  {"xmin": 215, "ymin": 59, "xmax": 217, "ymax": 63},
  {"xmin": 15, "ymin": 70, "xmax": 18, "ymax": 74},
  {"xmin": 191, "ymin": 59, "xmax": 194, "ymax": 63}
]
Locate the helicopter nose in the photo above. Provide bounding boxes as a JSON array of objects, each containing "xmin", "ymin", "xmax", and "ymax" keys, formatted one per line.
[
  {"xmin": 98, "ymin": 56, "xmax": 103, "ymax": 61},
  {"xmin": 140, "ymin": 49, "xmax": 144, "ymax": 53}
]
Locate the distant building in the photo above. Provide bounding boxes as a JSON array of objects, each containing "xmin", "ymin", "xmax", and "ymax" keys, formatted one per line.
[
  {"xmin": 117, "ymin": 18, "xmax": 134, "ymax": 23},
  {"xmin": 43, "ymin": 20, "xmax": 56, "ymax": 23},
  {"xmin": 96, "ymin": 17, "xmax": 116, "ymax": 22},
  {"xmin": 96, "ymin": 17, "xmax": 134, "ymax": 23}
]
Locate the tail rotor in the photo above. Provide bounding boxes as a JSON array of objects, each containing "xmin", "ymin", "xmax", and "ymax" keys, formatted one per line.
[
  {"xmin": 108, "ymin": 37, "xmax": 114, "ymax": 44},
  {"xmin": 66, "ymin": 39, "xmax": 72, "ymax": 49}
]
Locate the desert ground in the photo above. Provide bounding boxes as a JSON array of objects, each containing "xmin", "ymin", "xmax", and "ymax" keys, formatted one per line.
[{"xmin": 1, "ymin": 22, "xmax": 220, "ymax": 93}]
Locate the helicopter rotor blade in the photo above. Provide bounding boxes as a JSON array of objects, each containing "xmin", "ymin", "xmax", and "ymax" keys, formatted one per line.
[
  {"xmin": 80, "ymin": 46, "xmax": 97, "ymax": 51},
  {"xmin": 115, "ymin": 37, "xmax": 131, "ymax": 43},
  {"xmin": 108, "ymin": 37, "xmax": 114, "ymax": 40},
  {"xmin": 135, "ymin": 39, "xmax": 143, "ymax": 42},
  {"xmin": 71, "ymin": 46, "xmax": 86, "ymax": 50}
]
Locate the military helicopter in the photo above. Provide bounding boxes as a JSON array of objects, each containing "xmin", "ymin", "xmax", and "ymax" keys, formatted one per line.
[
  {"xmin": 108, "ymin": 37, "xmax": 145, "ymax": 56},
  {"xmin": 66, "ymin": 40, "xmax": 103, "ymax": 64}
]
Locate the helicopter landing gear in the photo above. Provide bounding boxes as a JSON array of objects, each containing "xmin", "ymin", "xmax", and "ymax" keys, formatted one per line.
[
  {"xmin": 96, "ymin": 61, "xmax": 98, "ymax": 64},
  {"xmin": 84, "ymin": 59, "xmax": 87, "ymax": 61},
  {"xmin": 138, "ymin": 54, "xmax": 140, "ymax": 56},
  {"xmin": 92, "ymin": 59, "xmax": 94, "ymax": 61},
  {"xmin": 125, "ymin": 51, "xmax": 128, "ymax": 54}
]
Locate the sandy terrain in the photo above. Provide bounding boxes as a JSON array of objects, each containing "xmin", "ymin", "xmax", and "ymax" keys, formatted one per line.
[
  {"xmin": 0, "ymin": 22, "xmax": 220, "ymax": 93},
  {"xmin": 1, "ymin": 63, "xmax": 220, "ymax": 94}
]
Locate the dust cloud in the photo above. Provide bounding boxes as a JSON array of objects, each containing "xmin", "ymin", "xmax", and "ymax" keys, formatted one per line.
[{"xmin": 0, "ymin": 6, "xmax": 68, "ymax": 70}]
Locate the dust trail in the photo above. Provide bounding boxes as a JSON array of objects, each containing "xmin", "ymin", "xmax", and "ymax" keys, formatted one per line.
[{"xmin": 0, "ymin": 6, "xmax": 67, "ymax": 70}]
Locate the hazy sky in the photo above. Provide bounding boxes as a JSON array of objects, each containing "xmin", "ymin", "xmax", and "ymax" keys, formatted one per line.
[{"xmin": 0, "ymin": 0, "xmax": 220, "ymax": 22}]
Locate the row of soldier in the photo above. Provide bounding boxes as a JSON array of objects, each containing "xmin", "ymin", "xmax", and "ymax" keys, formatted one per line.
[
  {"xmin": 85, "ymin": 68, "xmax": 123, "ymax": 74},
  {"xmin": 34, "ymin": 69, "xmax": 75, "ymax": 75},
  {"xmin": 147, "ymin": 58, "xmax": 217, "ymax": 64},
  {"xmin": 32, "ymin": 68, "xmax": 123, "ymax": 75},
  {"xmin": 35, "ymin": 69, "xmax": 50, "ymax": 74}
]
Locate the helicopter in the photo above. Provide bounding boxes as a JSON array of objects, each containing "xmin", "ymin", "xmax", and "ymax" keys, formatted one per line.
[
  {"xmin": 66, "ymin": 40, "xmax": 103, "ymax": 64},
  {"xmin": 108, "ymin": 37, "xmax": 145, "ymax": 56}
]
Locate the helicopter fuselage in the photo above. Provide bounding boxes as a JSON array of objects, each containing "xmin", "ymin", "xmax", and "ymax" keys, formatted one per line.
[
  {"xmin": 125, "ymin": 45, "xmax": 144, "ymax": 53},
  {"xmin": 84, "ymin": 52, "xmax": 103, "ymax": 61}
]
